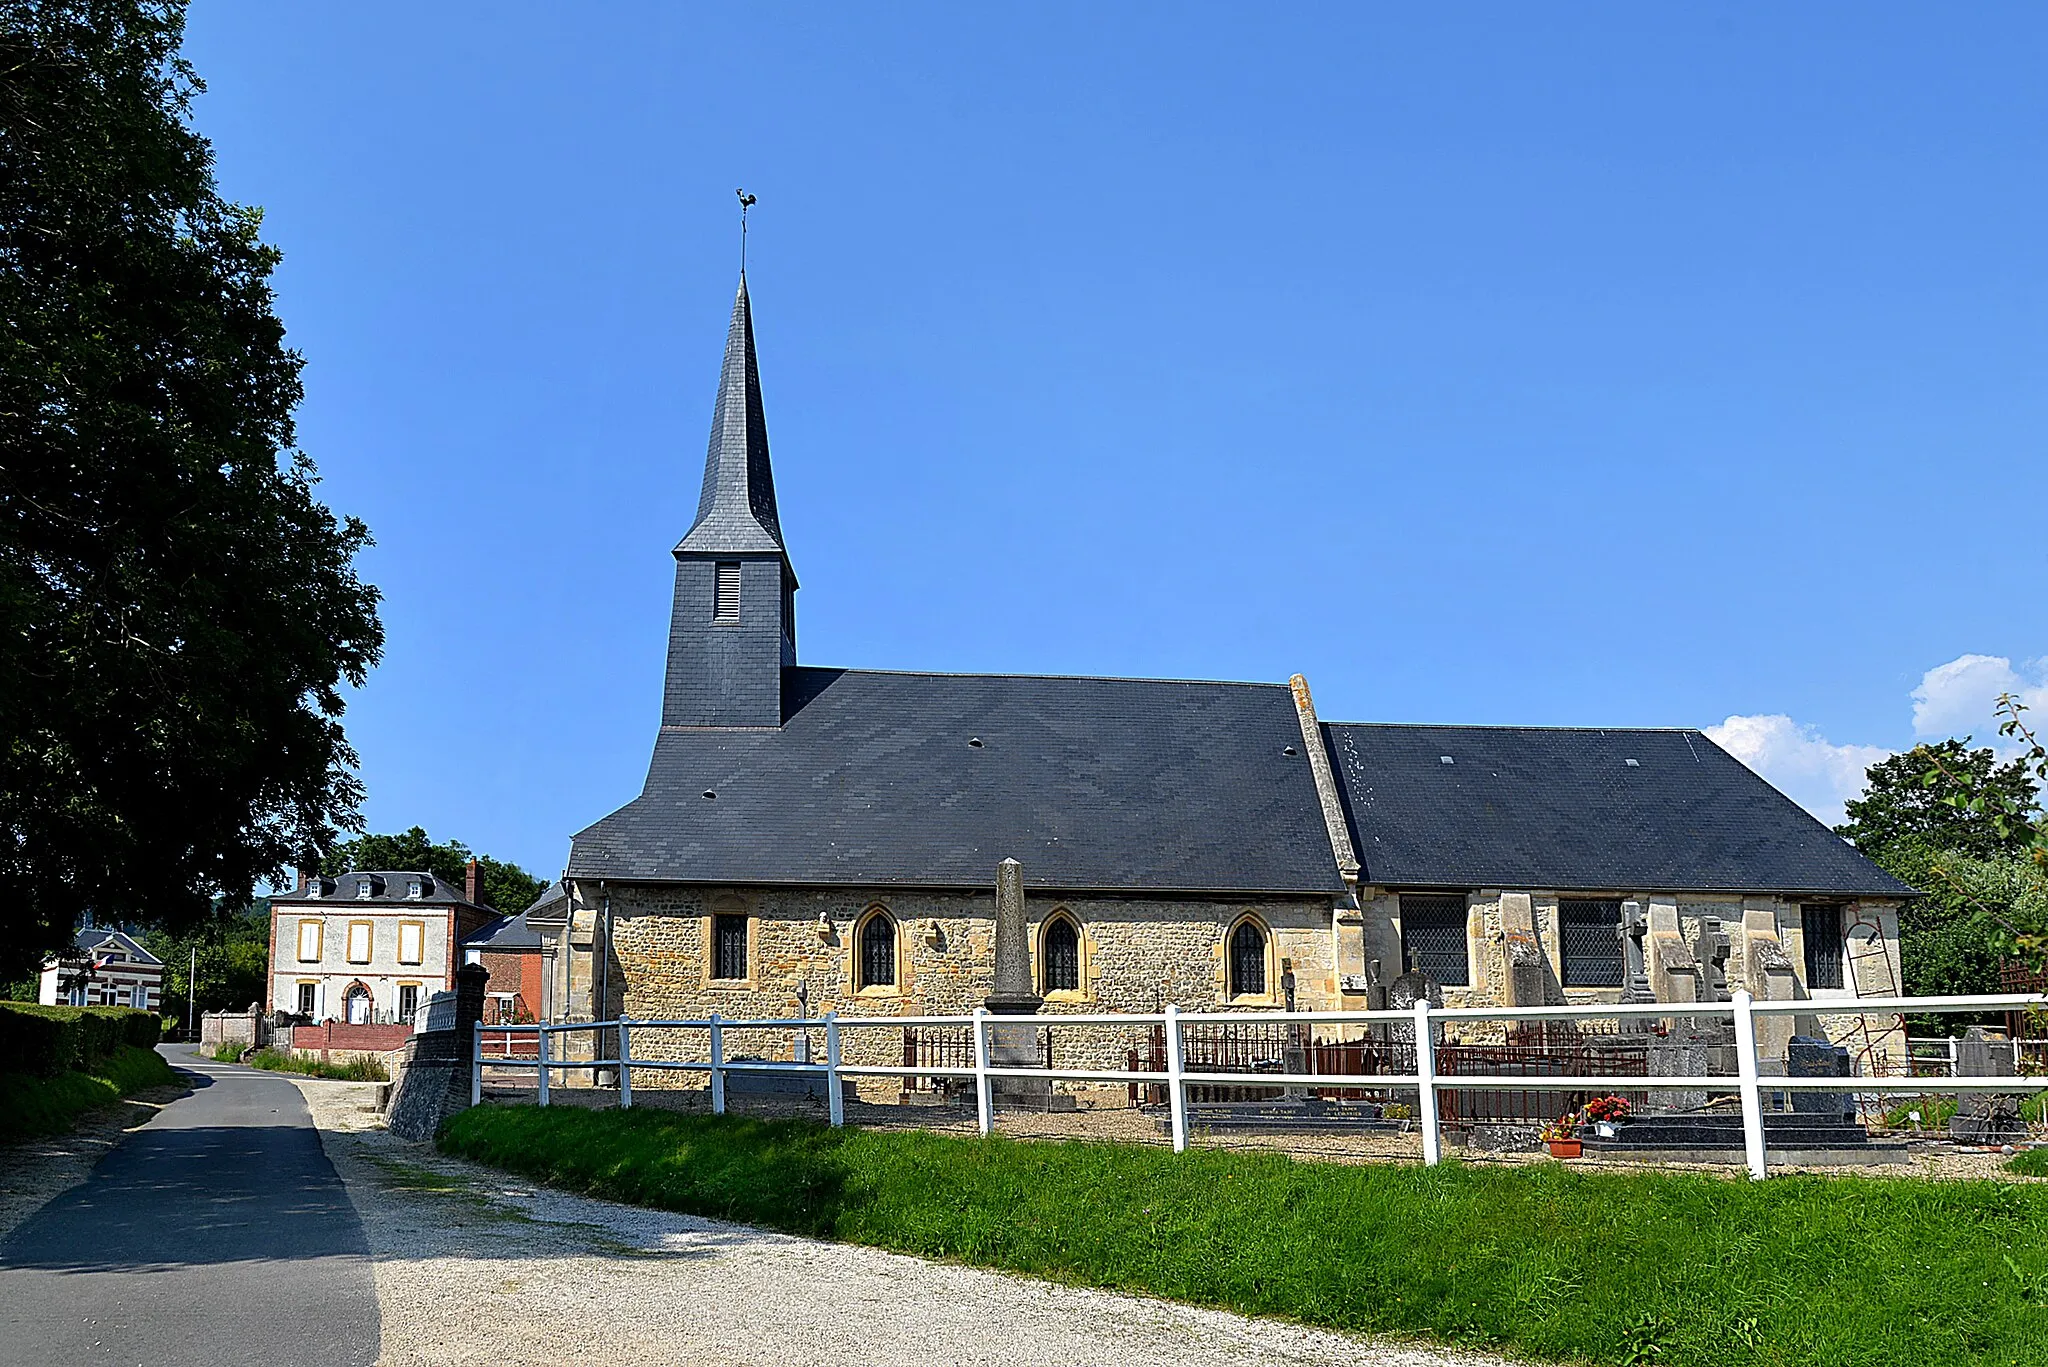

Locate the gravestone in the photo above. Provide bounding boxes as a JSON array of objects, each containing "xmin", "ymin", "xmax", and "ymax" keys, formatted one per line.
[
  {"xmin": 1949, "ymin": 1026, "xmax": 2028, "ymax": 1144},
  {"xmin": 1618, "ymin": 901, "xmax": 1655, "ymax": 1005},
  {"xmin": 1699, "ymin": 917, "xmax": 1733, "ymax": 1003},
  {"xmin": 1786, "ymin": 1035, "xmax": 1853, "ymax": 1117}
]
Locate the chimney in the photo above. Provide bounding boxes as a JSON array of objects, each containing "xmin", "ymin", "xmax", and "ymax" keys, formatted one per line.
[
  {"xmin": 296, "ymin": 866, "xmax": 315, "ymax": 894},
  {"xmin": 465, "ymin": 858, "xmax": 485, "ymax": 908}
]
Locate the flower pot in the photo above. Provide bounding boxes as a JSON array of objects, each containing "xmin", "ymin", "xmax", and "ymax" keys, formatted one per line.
[
  {"xmin": 1593, "ymin": 1121, "xmax": 1618, "ymax": 1139},
  {"xmin": 1546, "ymin": 1139, "xmax": 1582, "ymax": 1159}
]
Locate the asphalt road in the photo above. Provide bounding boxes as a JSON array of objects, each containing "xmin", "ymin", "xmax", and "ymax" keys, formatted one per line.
[{"xmin": 0, "ymin": 1046, "xmax": 380, "ymax": 1367}]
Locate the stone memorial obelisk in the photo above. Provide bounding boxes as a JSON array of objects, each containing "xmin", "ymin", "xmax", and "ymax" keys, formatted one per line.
[{"xmin": 984, "ymin": 859, "xmax": 1068, "ymax": 1110}]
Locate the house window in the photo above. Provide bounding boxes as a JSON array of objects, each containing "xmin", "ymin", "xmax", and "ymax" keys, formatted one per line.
[
  {"xmin": 398, "ymin": 983, "xmax": 420, "ymax": 1022},
  {"xmin": 712, "ymin": 914, "xmax": 748, "ymax": 980},
  {"xmin": 1803, "ymin": 904, "xmax": 1846, "ymax": 990},
  {"xmin": 407, "ymin": 878, "xmax": 426, "ymax": 900},
  {"xmin": 1399, "ymin": 893, "xmax": 1471, "ymax": 987},
  {"xmin": 1042, "ymin": 915, "xmax": 1080, "ymax": 993},
  {"xmin": 296, "ymin": 982, "xmax": 317, "ymax": 1017},
  {"xmin": 1228, "ymin": 919, "xmax": 1268, "ymax": 998},
  {"xmin": 714, "ymin": 562, "xmax": 741, "ymax": 622},
  {"xmin": 130, "ymin": 984, "xmax": 146, "ymax": 1009},
  {"xmin": 346, "ymin": 920, "xmax": 373, "ymax": 964},
  {"xmin": 397, "ymin": 921, "xmax": 424, "ymax": 966},
  {"xmin": 1559, "ymin": 898, "xmax": 1625, "ymax": 988},
  {"xmin": 297, "ymin": 919, "xmax": 323, "ymax": 962},
  {"xmin": 857, "ymin": 910, "xmax": 896, "ymax": 989}
]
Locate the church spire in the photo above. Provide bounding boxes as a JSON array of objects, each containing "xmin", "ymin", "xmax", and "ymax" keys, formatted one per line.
[{"xmin": 675, "ymin": 275, "xmax": 788, "ymax": 559}]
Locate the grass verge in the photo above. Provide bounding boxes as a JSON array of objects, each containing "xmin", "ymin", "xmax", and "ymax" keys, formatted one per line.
[
  {"xmin": 442, "ymin": 1105, "xmax": 2048, "ymax": 1367},
  {"xmin": 245, "ymin": 1046, "xmax": 388, "ymax": 1082},
  {"xmin": 0, "ymin": 1045, "xmax": 178, "ymax": 1142}
]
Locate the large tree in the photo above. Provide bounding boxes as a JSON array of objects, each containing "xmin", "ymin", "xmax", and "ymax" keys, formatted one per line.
[
  {"xmin": 324, "ymin": 827, "xmax": 549, "ymax": 916},
  {"xmin": 0, "ymin": 1, "xmax": 382, "ymax": 977},
  {"xmin": 1836, "ymin": 740, "xmax": 2036, "ymax": 860}
]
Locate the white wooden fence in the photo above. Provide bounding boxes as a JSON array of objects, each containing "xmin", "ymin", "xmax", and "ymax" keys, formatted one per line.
[{"xmin": 470, "ymin": 989, "xmax": 2046, "ymax": 1180}]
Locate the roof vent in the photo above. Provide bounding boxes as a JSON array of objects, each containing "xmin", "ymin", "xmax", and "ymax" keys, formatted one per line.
[
  {"xmin": 1625, "ymin": 758, "xmax": 1641, "ymax": 768},
  {"xmin": 967, "ymin": 737, "xmax": 984, "ymax": 749},
  {"xmin": 702, "ymin": 790, "xmax": 717, "ymax": 800},
  {"xmin": 1282, "ymin": 745, "xmax": 1298, "ymax": 756},
  {"xmin": 1439, "ymin": 755, "xmax": 1455, "ymax": 765}
]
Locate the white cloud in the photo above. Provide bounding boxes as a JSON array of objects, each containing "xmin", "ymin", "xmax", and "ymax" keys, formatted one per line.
[
  {"xmin": 1911, "ymin": 654, "xmax": 2048, "ymax": 750},
  {"xmin": 1704, "ymin": 714, "xmax": 1890, "ymax": 829}
]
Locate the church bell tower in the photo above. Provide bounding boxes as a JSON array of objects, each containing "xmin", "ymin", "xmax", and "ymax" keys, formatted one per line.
[{"xmin": 661, "ymin": 275, "xmax": 796, "ymax": 729}]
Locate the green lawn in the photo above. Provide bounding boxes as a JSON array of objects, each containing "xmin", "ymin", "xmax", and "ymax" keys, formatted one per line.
[
  {"xmin": 440, "ymin": 1105, "xmax": 2048, "ymax": 1367},
  {"xmin": 0, "ymin": 1045, "xmax": 179, "ymax": 1142}
]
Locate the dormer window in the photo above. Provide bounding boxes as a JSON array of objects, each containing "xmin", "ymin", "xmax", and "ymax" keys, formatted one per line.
[
  {"xmin": 714, "ymin": 562, "xmax": 741, "ymax": 622},
  {"xmin": 407, "ymin": 877, "xmax": 426, "ymax": 900},
  {"xmin": 356, "ymin": 875, "xmax": 384, "ymax": 900}
]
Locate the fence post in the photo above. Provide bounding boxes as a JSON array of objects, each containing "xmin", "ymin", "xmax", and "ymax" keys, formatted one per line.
[
  {"xmin": 1733, "ymin": 989, "xmax": 1767, "ymax": 1180},
  {"xmin": 536, "ymin": 1025, "xmax": 551, "ymax": 1108},
  {"xmin": 972, "ymin": 1006, "xmax": 993, "ymax": 1136},
  {"xmin": 470, "ymin": 1021, "xmax": 482, "ymax": 1107},
  {"xmin": 709, "ymin": 1013, "xmax": 726, "ymax": 1115},
  {"xmin": 1164, "ymin": 1004, "xmax": 1189, "ymax": 1154},
  {"xmin": 1414, "ymin": 999, "xmax": 1441, "ymax": 1165},
  {"xmin": 617, "ymin": 1019, "xmax": 633, "ymax": 1110},
  {"xmin": 825, "ymin": 1012, "xmax": 844, "ymax": 1128}
]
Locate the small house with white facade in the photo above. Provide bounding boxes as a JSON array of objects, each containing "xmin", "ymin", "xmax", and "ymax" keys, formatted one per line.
[{"xmin": 40, "ymin": 927, "xmax": 163, "ymax": 1011}]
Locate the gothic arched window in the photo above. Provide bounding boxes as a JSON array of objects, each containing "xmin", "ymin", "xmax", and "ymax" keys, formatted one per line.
[
  {"xmin": 857, "ymin": 909, "xmax": 897, "ymax": 989},
  {"xmin": 1042, "ymin": 914, "xmax": 1080, "ymax": 994},
  {"xmin": 1228, "ymin": 919, "xmax": 1268, "ymax": 998}
]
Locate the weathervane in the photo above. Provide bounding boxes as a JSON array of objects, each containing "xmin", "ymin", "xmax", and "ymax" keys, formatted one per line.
[{"xmin": 736, "ymin": 188, "xmax": 757, "ymax": 273}]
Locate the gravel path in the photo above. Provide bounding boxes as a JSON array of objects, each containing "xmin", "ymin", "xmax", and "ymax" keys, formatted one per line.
[{"xmin": 294, "ymin": 1081, "xmax": 1519, "ymax": 1367}]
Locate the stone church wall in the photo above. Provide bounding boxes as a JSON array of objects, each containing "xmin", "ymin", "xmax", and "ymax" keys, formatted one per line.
[{"xmin": 587, "ymin": 883, "xmax": 1335, "ymax": 1088}]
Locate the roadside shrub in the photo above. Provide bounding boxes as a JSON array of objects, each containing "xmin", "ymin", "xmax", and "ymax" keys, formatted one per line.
[
  {"xmin": 0, "ymin": 1003, "xmax": 160, "ymax": 1075},
  {"xmin": 243, "ymin": 1046, "xmax": 388, "ymax": 1082}
]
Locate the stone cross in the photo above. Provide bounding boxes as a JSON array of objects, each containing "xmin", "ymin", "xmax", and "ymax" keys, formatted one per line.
[{"xmin": 1618, "ymin": 900, "xmax": 1655, "ymax": 1004}]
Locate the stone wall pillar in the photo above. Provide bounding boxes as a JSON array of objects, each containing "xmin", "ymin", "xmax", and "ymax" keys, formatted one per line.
[
  {"xmin": 1645, "ymin": 897, "xmax": 1699, "ymax": 1007},
  {"xmin": 1498, "ymin": 892, "xmax": 1546, "ymax": 1008}
]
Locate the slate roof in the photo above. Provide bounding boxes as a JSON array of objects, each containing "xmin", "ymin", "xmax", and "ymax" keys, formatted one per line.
[
  {"xmin": 463, "ymin": 910, "xmax": 542, "ymax": 952},
  {"xmin": 569, "ymin": 667, "xmax": 1345, "ymax": 896},
  {"xmin": 1321, "ymin": 723, "xmax": 1914, "ymax": 898},
  {"xmin": 673, "ymin": 276, "xmax": 789, "ymax": 564},
  {"xmin": 69, "ymin": 928, "xmax": 160, "ymax": 965},
  {"xmin": 272, "ymin": 870, "xmax": 488, "ymax": 909}
]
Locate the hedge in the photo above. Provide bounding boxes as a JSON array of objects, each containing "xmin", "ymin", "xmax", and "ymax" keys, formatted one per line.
[{"xmin": 0, "ymin": 1002, "xmax": 162, "ymax": 1076}]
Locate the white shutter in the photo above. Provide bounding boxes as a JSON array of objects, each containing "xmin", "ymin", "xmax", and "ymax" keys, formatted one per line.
[
  {"xmin": 398, "ymin": 922, "xmax": 423, "ymax": 966},
  {"xmin": 714, "ymin": 562, "xmax": 741, "ymax": 621},
  {"xmin": 298, "ymin": 920, "xmax": 322, "ymax": 962},
  {"xmin": 347, "ymin": 922, "xmax": 372, "ymax": 963}
]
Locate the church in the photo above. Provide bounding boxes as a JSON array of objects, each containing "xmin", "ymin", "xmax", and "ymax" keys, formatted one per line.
[{"xmin": 527, "ymin": 274, "xmax": 1912, "ymax": 1075}]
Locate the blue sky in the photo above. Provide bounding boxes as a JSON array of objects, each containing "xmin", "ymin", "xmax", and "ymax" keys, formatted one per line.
[{"xmin": 181, "ymin": 4, "xmax": 2048, "ymax": 879}]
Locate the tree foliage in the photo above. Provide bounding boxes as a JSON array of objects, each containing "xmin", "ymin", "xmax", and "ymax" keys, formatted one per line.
[
  {"xmin": 323, "ymin": 826, "xmax": 549, "ymax": 915},
  {"xmin": 1922, "ymin": 698, "xmax": 2048, "ymax": 966},
  {"xmin": 0, "ymin": 0, "xmax": 382, "ymax": 976},
  {"xmin": 1836, "ymin": 741, "xmax": 2036, "ymax": 859},
  {"xmin": 142, "ymin": 899, "xmax": 271, "ymax": 1024}
]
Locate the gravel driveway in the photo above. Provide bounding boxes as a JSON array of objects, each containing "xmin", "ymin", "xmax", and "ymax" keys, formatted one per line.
[{"xmin": 294, "ymin": 1080, "xmax": 1518, "ymax": 1367}]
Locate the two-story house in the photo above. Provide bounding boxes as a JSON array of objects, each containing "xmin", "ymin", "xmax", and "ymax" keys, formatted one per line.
[{"xmin": 268, "ymin": 866, "xmax": 496, "ymax": 1024}]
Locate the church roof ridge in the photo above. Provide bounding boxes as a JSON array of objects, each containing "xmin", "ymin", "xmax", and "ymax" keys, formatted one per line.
[
  {"xmin": 675, "ymin": 274, "xmax": 788, "ymax": 561},
  {"xmin": 782, "ymin": 663, "xmax": 1297, "ymax": 691}
]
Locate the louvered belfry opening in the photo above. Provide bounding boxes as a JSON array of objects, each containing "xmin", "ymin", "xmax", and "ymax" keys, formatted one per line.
[
  {"xmin": 1229, "ymin": 920, "xmax": 1267, "ymax": 997},
  {"xmin": 713, "ymin": 562, "xmax": 741, "ymax": 622},
  {"xmin": 1559, "ymin": 898, "xmax": 1625, "ymax": 987},
  {"xmin": 859, "ymin": 911, "xmax": 896, "ymax": 988},
  {"xmin": 1043, "ymin": 916, "xmax": 1080, "ymax": 992},
  {"xmin": 1803, "ymin": 903, "xmax": 1845, "ymax": 989},
  {"xmin": 1400, "ymin": 893, "xmax": 1471, "ymax": 986}
]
